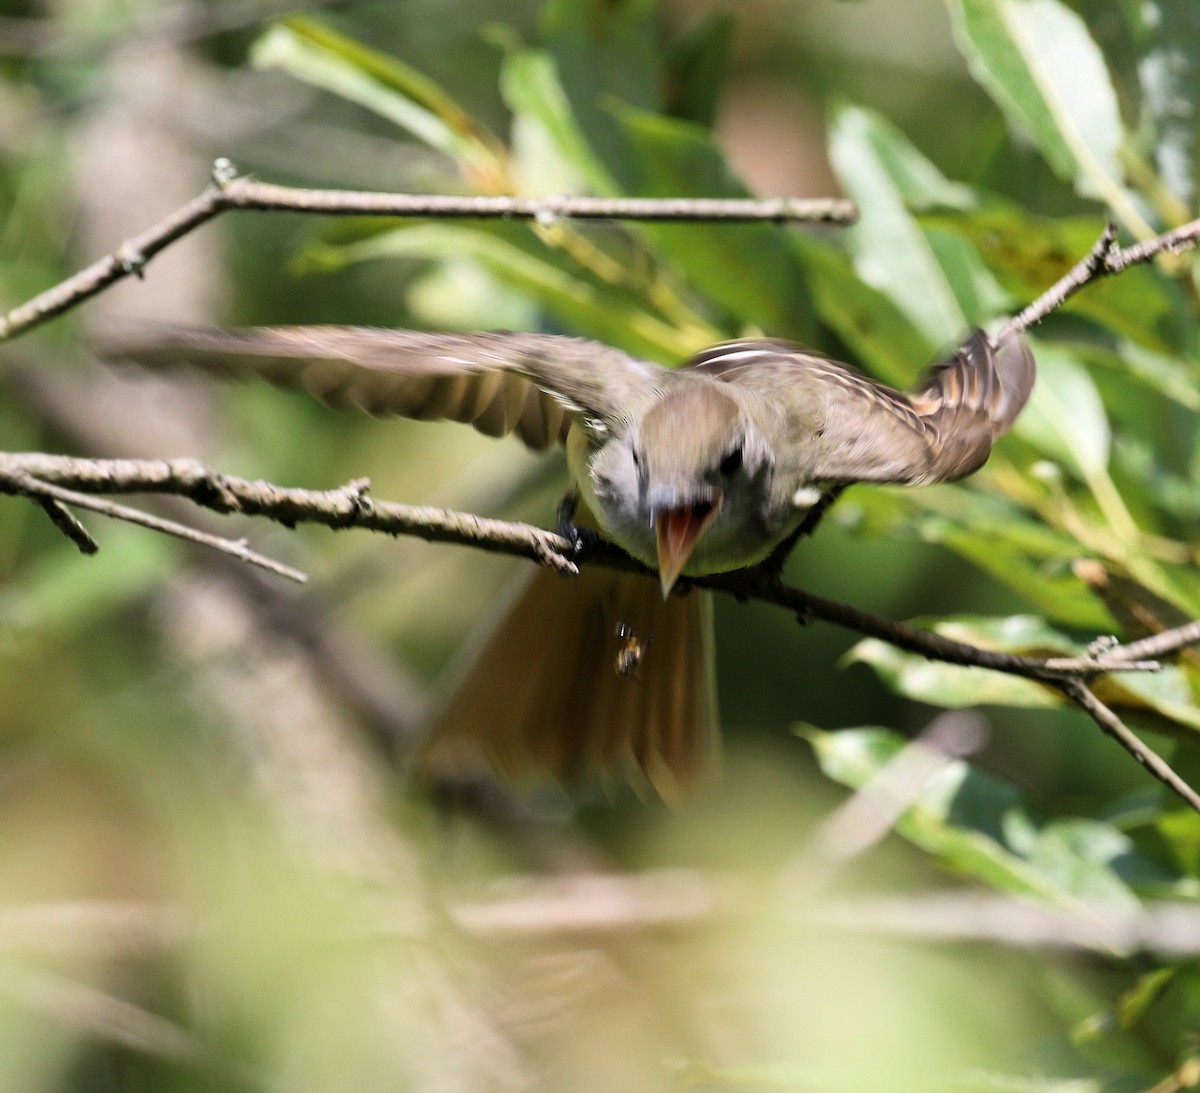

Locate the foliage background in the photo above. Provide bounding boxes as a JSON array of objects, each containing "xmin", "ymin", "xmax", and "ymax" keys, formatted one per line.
[{"xmin": 1, "ymin": 0, "xmax": 1199, "ymax": 1090}]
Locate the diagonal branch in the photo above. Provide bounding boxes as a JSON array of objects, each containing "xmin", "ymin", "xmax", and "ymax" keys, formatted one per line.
[
  {"xmin": 996, "ymin": 216, "xmax": 1200, "ymax": 343},
  {"xmin": 1057, "ymin": 678, "xmax": 1200, "ymax": 814}
]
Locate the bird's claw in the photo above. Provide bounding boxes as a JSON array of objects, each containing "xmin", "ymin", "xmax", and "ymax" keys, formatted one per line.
[{"xmin": 559, "ymin": 520, "xmax": 599, "ymax": 558}]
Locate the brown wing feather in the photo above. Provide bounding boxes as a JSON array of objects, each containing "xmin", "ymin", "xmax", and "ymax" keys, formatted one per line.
[
  {"xmin": 98, "ymin": 325, "xmax": 657, "ymax": 452},
  {"xmin": 686, "ymin": 330, "xmax": 1034, "ymax": 485}
]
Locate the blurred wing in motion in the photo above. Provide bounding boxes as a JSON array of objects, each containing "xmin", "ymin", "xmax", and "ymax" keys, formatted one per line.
[{"xmin": 99, "ymin": 325, "xmax": 663, "ymax": 451}]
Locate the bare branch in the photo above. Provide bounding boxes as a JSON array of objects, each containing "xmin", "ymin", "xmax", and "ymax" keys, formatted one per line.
[
  {"xmin": 2, "ymin": 466, "xmax": 307, "ymax": 583},
  {"xmin": 31, "ymin": 494, "xmax": 99, "ymax": 554},
  {"xmin": 9, "ymin": 970, "xmax": 205, "ymax": 1062},
  {"xmin": 998, "ymin": 223, "xmax": 1119, "ymax": 339},
  {"xmin": 5, "ymin": 177, "xmax": 1200, "ymax": 810},
  {"xmin": 0, "ymin": 166, "xmax": 858, "ymax": 344},
  {"xmin": 997, "ymin": 216, "xmax": 1200, "ymax": 342},
  {"xmin": 8, "ymin": 447, "xmax": 1195, "ymax": 810},
  {"xmin": 0, "ymin": 448, "xmax": 1178, "ymax": 685},
  {"xmin": 1057, "ymin": 678, "xmax": 1200, "ymax": 814},
  {"xmin": 1106, "ymin": 620, "xmax": 1200, "ymax": 662},
  {"xmin": 703, "ymin": 567, "xmax": 1165, "ymax": 680}
]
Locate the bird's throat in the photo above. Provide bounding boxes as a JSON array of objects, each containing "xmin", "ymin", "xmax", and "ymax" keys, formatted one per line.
[{"xmin": 655, "ymin": 497, "xmax": 721, "ymax": 598}]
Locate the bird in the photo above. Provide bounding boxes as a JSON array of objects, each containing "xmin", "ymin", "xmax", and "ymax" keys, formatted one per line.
[{"xmin": 101, "ymin": 324, "xmax": 1035, "ymax": 798}]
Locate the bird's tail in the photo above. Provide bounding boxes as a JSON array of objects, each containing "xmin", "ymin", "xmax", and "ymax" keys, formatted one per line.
[{"xmin": 421, "ymin": 562, "xmax": 718, "ymax": 802}]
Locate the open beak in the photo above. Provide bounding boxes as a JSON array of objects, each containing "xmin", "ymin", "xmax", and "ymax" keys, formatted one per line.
[{"xmin": 654, "ymin": 496, "xmax": 721, "ymax": 598}]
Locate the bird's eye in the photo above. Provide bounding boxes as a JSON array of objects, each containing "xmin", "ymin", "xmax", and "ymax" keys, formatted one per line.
[{"xmin": 718, "ymin": 447, "xmax": 743, "ymax": 476}]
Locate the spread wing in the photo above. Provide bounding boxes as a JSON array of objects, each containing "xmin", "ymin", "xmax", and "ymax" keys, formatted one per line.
[
  {"xmin": 686, "ymin": 330, "xmax": 1034, "ymax": 485},
  {"xmin": 98, "ymin": 325, "xmax": 664, "ymax": 451}
]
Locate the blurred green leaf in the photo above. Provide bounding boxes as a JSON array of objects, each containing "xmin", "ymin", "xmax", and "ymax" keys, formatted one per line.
[
  {"xmin": 849, "ymin": 613, "xmax": 1200, "ymax": 742},
  {"xmin": 499, "ymin": 47, "xmax": 614, "ymax": 195},
  {"xmin": 946, "ymin": 0, "xmax": 1149, "ymax": 234},
  {"xmin": 1135, "ymin": 2, "xmax": 1200, "ymax": 216},
  {"xmin": 846, "ymin": 616, "xmax": 1065, "ymax": 711},
  {"xmin": 663, "ymin": 12, "xmax": 733, "ymax": 127},
  {"xmin": 300, "ymin": 220, "xmax": 692, "ymax": 360},
  {"xmin": 788, "ymin": 233, "xmax": 934, "ymax": 389},
  {"xmin": 928, "ymin": 518, "xmax": 1113, "ymax": 629},
  {"xmin": 0, "ymin": 527, "xmax": 173, "ymax": 643},
  {"xmin": 1010, "ymin": 816, "xmax": 1147, "ymax": 906},
  {"xmin": 1016, "ymin": 344, "xmax": 1111, "ymax": 478},
  {"xmin": 828, "ymin": 104, "xmax": 994, "ymax": 344},
  {"xmin": 252, "ymin": 19, "xmax": 508, "ymax": 185},
  {"xmin": 1103, "ymin": 341, "xmax": 1200, "ymax": 414},
  {"xmin": 804, "ymin": 726, "xmax": 1141, "ymax": 909},
  {"xmin": 1092, "ymin": 669, "xmax": 1200, "ymax": 737},
  {"xmin": 1072, "ymin": 967, "xmax": 1174, "ymax": 1045},
  {"xmin": 539, "ymin": 0, "xmax": 663, "ymax": 192},
  {"xmin": 612, "ymin": 103, "xmax": 816, "ymax": 341}
]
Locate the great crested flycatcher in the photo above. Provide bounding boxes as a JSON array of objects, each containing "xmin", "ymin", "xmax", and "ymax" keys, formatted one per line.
[{"xmin": 105, "ymin": 326, "xmax": 1035, "ymax": 797}]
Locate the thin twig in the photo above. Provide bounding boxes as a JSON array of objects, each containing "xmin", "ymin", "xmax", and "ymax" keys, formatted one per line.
[
  {"xmin": 0, "ymin": 165, "xmax": 858, "ymax": 344},
  {"xmin": 1058, "ymin": 678, "xmax": 1200, "ymax": 814},
  {"xmin": 996, "ymin": 216, "xmax": 1200, "ymax": 342},
  {"xmin": 1108, "ymin": 620, "xmax": 1200, "ymax": 662},
  {"xmin": 705, "ymin": 567, "xmax": 1165, "ymax": 680},
  {"xmin": 998, "ymin": 224, "xmax": 1119, "ymax": 340},
  {"xmin": 32, "ymin": 495, "xmax": 99, "ymax": 554},
  {"xmin": 8, "ymin": 970, "xmax": 205, "ymax": 1062},
  {"xmin": 0, "ymin": 452, "xmax": 586, "ymax": 575},
  {"xmin": 2, "ymin": 467, "xmax": 307, "ymax": 584},
  {"xmin": 16, "ymin": 888, "xmax": 1200, "ymax": 955}
]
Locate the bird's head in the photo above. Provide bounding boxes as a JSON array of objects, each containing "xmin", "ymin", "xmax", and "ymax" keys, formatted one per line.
[{"xmin": 590, "ymin": 383, "xmax": 777, "ymax": 596}]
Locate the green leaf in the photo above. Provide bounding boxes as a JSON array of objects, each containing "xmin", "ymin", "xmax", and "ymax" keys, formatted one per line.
[
  {"xmin": 848, "ymin": 612, "xmax": 1200, "ymax": 743},
  {"xmin": 663, "ymin": 12, "xmax": 734, "ymax": 128},
  {"xmin": 1015, "ymin": 343, "xmax": 1111, "ymax": 478},
  {"xmin": 788, "ymin": 233, "xmax": 936, "ymax": 390},
  {"xmin": 946, "ymin": 0, "xmax": 1150, "ymax": 234},
  {"xmin": 299, "ymin": 220, "xmax": 692, "ymax": 361},
  {"xmin": 828, "ymin": 104, "xmax": 990, "ymax": 345},
  {"xmin": 539, "ymin": 0, "xmax": 663, "ymax": 193},
  {"xmin": 846, "ymin": 615, "xmax": 1066, "ymax": 711},
  {"xmin": 0, "ymin": 526, "xmax": 173, "ymax": 642},
  {"xmin": 1013, "ymin": 818, "xmax": 1146, "ymax": 907},
  {"xmin": 252, "ymin": 19, "xmax": 507, "ymax": 184},
  {"xmin": 1092, "ymin": 669, "xmax": 1200, "ymax": 737},
  {"xmin": 611, "ymin": 104, "xmax": 816, "ymax": 341},
  {"xmin": 499, "ymin": 47, "xmax": 614, "ymax": 196},
  {"xmin": 803, "ymin": 726, "xmax": 1141, "ymax": 911},
  {"xmin": 1136, "ymin": 2, "xmax": 1200, "ymax": 213},
  {"xmin": 929, "ymin": 521, "xmax": 1114, "ymax": 629},
  {"xmin": 1104, "ymin": 342, "xmax": 1200, "ymax": 413}
]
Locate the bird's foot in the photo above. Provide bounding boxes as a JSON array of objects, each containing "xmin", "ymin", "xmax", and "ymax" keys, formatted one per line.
[
  {"xmin": 559, "ymin": 520, "xmax": 599, "ymax": 559},
  {"xmin": 554, "ymin": 489, "xmax": 598, "ymax": 558}
]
